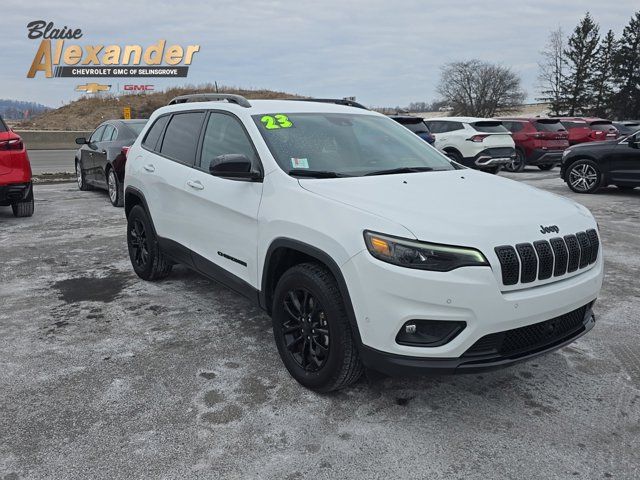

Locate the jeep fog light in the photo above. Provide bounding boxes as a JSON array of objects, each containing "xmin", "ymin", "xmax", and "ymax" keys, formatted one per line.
[{"xmin": 396, "ymin": 320, "xmax": 466, "ymax": 347}]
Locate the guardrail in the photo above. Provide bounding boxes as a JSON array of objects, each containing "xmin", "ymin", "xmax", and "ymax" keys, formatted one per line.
[{"xmin": 15, "ymin": 130, "xmax": 93, "ymax": 150}]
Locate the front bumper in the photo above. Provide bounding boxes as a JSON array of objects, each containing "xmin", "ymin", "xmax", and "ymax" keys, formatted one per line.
[
  {"xmin": 0, "ymin": 182, "xmax": 31, "ymax": 206},
  {"xmin": 342, "ymin": 249, "xmax": 603, "ymax": 367},
  {"xmin": 360, "ymin": 303, "xmax": 595, "ymax": 375}
]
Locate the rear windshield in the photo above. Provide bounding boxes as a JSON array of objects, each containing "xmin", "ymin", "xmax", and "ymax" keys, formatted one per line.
[
  {"xmin": 125, "ymin": 121, "xmax": 148, "ymax": 136},
  {"xmin": 561, "ymin": 121, "xmax": 588, "ymax": 129},
  {"xmin": 589, "ymin": 122, "xmax": 614, "ymax": 132},
  {"xmin": 0, "ymin": 116, "xmax": 7, "ymax": 132},
  {"xmin": 403, "ymin": 121, "xmax": 430, "ymax": 134},
  {"xmin": 535, "ymin": 120, "xmax": 566, "ymax": 132},
  {"xmin": 471, "ymin": 121, "xmax": 509, "ymax": 133}
]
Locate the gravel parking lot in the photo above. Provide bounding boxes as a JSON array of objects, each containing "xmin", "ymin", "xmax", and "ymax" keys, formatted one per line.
[{"xmin": 1, "ymin": 170, "xmax": 639, "ymax": 480}]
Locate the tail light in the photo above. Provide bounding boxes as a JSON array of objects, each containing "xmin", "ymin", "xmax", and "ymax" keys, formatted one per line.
[
  {"xmin": 121, "ymin": 146, "xmax": 130, "ymax": 157},
  {"xmin": 0, "ymin": 138, "xmax": 24, "ymax": 150},
  {"xmin": 466, "ymin": 134, "xmax": 489, "ymax": 142}
]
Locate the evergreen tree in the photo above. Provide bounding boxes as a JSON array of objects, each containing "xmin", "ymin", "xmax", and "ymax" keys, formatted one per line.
[
  {"xmin": 612, "ymin": 11, "xmax": 640, "ymax": 119},
  {"xmin": 561, "ymin": 13, "xmax": 600, "ymax": 116},
  {"xmin": 589, "ymin": 30, "xmax": 616, "ymax": 117}
]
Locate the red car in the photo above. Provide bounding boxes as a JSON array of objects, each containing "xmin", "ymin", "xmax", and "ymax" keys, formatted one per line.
[
  {"xmin": 498, "ymin": 118, "xmax": 569, "ymax": 172},
  {"xmin": 0, "ymin": 115, "xmax": 33, "ymax": 217},
  {"xmin": 558, "ymin": 117, "xmax": 619, "ymax": 145}
]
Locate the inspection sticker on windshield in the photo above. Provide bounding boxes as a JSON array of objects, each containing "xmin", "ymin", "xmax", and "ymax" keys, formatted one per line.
[
  {"xmin": 261, "ymin": 114, "xmax": 294, "ymax": 129},
  {"xmin": 291, "ymin": 158, "xmax": 309, "ymax": 169}
]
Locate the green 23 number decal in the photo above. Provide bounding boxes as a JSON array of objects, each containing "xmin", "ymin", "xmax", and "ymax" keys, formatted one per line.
[{"xmin": 261, "ymin": 114, "xmax": 293, "ymax": 129}]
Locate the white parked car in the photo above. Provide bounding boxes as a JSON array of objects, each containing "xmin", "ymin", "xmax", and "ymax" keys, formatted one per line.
[
  {"xmin": 423, "ymin": 117, "xmax": 516, "ymax": 173},
  {"xmin": 124, "ymin": 94, "xmax": 603, "ymax": 392}
]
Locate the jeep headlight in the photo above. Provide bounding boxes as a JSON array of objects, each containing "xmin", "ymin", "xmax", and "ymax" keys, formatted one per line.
[{"xmin": 364, "ymin": 231, "xmax": 488, "ymax": 272}]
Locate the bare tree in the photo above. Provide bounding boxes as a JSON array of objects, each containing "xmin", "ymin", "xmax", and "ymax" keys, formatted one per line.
[
  {"xmin": 437, "ymin": 60, "xmax": 526, "ymax": 117},
  {"xmin": 537, "ymin": 27, "xmax": 566, "ymax": 115}
]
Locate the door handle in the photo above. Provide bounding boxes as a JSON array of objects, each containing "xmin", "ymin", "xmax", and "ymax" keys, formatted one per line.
[
  {"xmin": 143, "ymin": 164, "xmax": 155, "ymax": 172},
  {"xmin": 186, "ymin": 180, "xmax": 204, "ymax": 190}
]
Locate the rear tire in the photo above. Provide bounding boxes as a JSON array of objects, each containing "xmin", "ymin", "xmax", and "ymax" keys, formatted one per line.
[
  {"xmin": 445, "ymin": 150, "xmax": 463, "ymax": 164},
  {"xmin": 566, "ymin": 159, "xmax": 602, "ymax": 194},
  {"xmin": 76, "ymin": 159, "xmax": 92, "ymax": 191},
  {"xmin": 272, "ymin": 263, "xmax": 363, "ymax": 392},
  {"xmin": 538, "ymin": 164, "xmax": 555, "ymax": 171},
  {"xmin": 107, "ymin": 168, "xmax": 123, "ymax": 207},
  {"xmin": 11, "ymin": 188, "xmax": 34, "ymax": 218},
  {"xmin": 127, "ymin": 205, "xmax": 172, "ymax": 280},
  {"xmin": 504, "ymin": 149, "xmax": 525, "ymax": 172}
]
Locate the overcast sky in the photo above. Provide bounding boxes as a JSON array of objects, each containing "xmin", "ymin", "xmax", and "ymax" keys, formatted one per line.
[{"xmin": 1, "ymin": 0, "xmax": 638, "ymax": 108}]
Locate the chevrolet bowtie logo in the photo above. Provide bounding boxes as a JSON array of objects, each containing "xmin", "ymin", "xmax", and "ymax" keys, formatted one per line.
[{"xmin": 75, "ymin": 83, "xmax": 111, "ymax": 94}]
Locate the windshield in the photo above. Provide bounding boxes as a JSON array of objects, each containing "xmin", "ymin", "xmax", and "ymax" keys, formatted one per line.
[{"xmin": 253, "ymin": 113, "xmax": 453, "ymax": 176}]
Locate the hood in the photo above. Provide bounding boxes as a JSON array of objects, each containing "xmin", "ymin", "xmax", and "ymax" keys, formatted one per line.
[
  {"xmin": 298, "ymin": 169, "xmax": 595, "ymax": 248},
  {"xmin": 568, "ymin": 139, "xmax": 620, "ymax": 151}
]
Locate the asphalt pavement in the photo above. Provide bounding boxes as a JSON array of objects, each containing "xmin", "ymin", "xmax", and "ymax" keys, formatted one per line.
[
  {"xmin": 1, "ymin": 172, "xmax": 639, "ymax": 479},
  {"xmin": 28, "ymin": 150, "xmax": 76, "ymax": 175}
]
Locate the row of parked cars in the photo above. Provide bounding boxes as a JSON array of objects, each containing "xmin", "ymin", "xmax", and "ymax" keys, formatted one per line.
[{"xmin": 391, "ymin": 114, "xmax": 640, "ymax": 193}]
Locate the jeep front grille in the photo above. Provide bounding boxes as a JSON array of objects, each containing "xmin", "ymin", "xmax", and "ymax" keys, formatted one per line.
[{"xmin": 494, "ymin": 229, "xmax": 599, "ymax": 286}]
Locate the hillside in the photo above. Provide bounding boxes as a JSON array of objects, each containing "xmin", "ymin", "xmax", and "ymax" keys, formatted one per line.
[
  {"xmin": 0, "ymin": 99, "xmax": 50, "ymax": 120},
  {"xmin": 17, "ymin": 85, "xmax": 303, "ymax": 131}
]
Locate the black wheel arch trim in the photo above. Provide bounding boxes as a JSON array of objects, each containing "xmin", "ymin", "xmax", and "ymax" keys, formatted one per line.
[
  {"xmin": 260, "ymin": 238, "xmax": 364, "ymax": 348},
  {"xmin": 124, "ymin": 186, "xmax": 159, "ymax": 238}
]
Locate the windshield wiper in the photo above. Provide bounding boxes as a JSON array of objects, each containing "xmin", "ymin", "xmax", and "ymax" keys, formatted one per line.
[
  {"xmin": 364, "ymin": 166, "xmax": 434, "ymax": 176},
  {"xmin": 288, "ymin": 169, "xmax": 346, "ymax": 178}
]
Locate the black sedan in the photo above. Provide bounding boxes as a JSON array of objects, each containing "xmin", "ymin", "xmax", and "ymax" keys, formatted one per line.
[
  {"xmin": 75, "ymin": 119, "xmax": 147, "ymax": 206},
  {"xmin": 560, "ymin": 130, "xmax": 640, "ymax": 193}
]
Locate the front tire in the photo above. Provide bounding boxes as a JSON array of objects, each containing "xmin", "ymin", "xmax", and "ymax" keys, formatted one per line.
[
  {"xmin": 11, "ymin": 188, "xmax": 34, "ymax": 218},
  {"xmin": 272, "ymin": 263, "xmax": 363, "ymax": 392},
  {"xmin": 566, "ymin": 159, "xmax": 602, "ymax": 194},
  {"xmin": 127, "ymin": 205, "xmax": 172, "ymax": 280},
  {"xmin": 76, "ymin": 159, "xmax": 92, "ymax": 191},
  {"xmin": 107, "ymin": 168, "xmax": 123, "ymax": 207}
]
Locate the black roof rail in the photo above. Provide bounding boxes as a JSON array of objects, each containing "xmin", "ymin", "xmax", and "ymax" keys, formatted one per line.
[
  {"xmin": 281, "ymin": 98, "xmax": 369, "ymax": 110},
  {"xmin": 168, "ymin": 93, "xmax": 251, "ymax": 108}
]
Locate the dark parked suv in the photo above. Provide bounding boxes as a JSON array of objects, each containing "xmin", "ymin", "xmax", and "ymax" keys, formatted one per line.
[
  {"xmin": 389, "ymin": 115, "xmax": 435, "ymax": 144},
  {"xmin": 75, "ymin": 119, "xmax": 147, "ymax": 206},
  {"xmin": 499, "ymin": 118, "xmax": 569, "ymax": 172}
]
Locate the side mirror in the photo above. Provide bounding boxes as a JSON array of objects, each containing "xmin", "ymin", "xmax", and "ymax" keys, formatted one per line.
[
  {"xmin": 75, "ymin": 137, "xmax": 88, "ymax": 145},
  {"xmin": 209, "ymin": 154, "xmax": 261, "ymax": 180}
]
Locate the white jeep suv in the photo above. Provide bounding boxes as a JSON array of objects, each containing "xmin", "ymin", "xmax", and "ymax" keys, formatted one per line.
[
  {"xmin": 423, "ymin": 117, "xmax": 516, "ymax": 173},
  {"xmin": 125, "ymin": 94, "xmax": 603, "ymax": 392}
]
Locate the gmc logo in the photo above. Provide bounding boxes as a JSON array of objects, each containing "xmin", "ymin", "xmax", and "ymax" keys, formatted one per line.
[
  {"xmin": 540, "ymin": 225, "xmax": 560, "ymax": 234},
  {"xmin": 124, "ymin": 85, "xmax": 154, "ymax": 91}
]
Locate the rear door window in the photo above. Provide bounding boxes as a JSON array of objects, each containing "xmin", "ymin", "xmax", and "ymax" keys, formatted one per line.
[
  {"xmin": 159, "ymin": 112, "xmax": 206, "ymax": 165},
  {"xmin": 142, "ymin": 115, "xmax": 170, "ymax": 151}
]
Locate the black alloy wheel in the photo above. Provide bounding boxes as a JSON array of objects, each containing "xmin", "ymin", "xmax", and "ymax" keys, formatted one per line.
[
  {"xmin": 281, "ymin": 288, "xmax": 330, "ymax": 372},
  {"xmin": 129, "ymin": 218, "xmax": 149, "ymax": 269}
]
